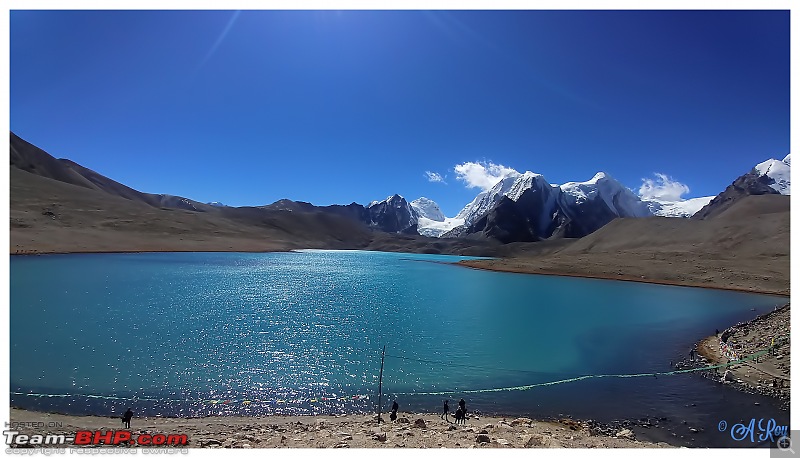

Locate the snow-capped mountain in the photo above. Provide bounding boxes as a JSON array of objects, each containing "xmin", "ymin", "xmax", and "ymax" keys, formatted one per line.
[
  {"xmin": 207, "ymin": 201, "xmax": 228, "ymax": 207},
  {"xmin": 454, "ymin": 173, "xmax": 521, "ymax": 226},
  {"xmin": 410, "ymin": 197, "xmax": 445, "ymax": 221},
  {"xmin": 366, "ymin": 194, "xmax": 419, "ymax": 234},
  {"xmin": 693, "ymin": 153, "xmax": 791, "ymax": 220},
  {"xmin": 441, "ymin": 170, "xmax": 654, "ymax": 240},
  {"xmin": 754, "ymin": 154, "xmax": 791, "ymax": 195},
  {"xmin": 558, "ymin": 172, "xmax": 651, "ymax": 218}
]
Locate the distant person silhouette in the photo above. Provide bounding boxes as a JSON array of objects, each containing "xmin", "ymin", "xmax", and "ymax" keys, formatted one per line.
[
  {"xmin": 441, "ymin": 400, "xmax": 450, "ymax": 421},
  {"xmin": 458, "ymin": 398, "xmax": 466, "ymax": 414},
  {"xmin": 390, "ymin": 410, "xmax": 398, "ymax": 422},
  {"xmin": 455, "ymin": 407, "xmax": 465, "ymax": 425},
  {"xmin": 122, "ymin": 408, "xmax": 133, "ymax": 429},
  {"xmin": 392, "ymin": 400, "xmax": 399, "ymax": 413}
]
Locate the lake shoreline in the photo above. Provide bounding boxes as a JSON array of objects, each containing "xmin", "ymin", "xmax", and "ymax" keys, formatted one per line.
[
  {"xmin": 458, "ymin": 258, "xmax": 790, "ymax": 297},
  {"xmin": 10, "ymin": 248, "xmax": 789, "ymax": 297}
]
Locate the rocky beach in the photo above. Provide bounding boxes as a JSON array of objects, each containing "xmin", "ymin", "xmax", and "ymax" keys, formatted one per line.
[
  {"xmin": 695, "ymin": 303, "xmax": 791, "ymax": 407},
  {"xmin": 8, "ymin": 408, "xmax": 670, "ymax": 449}
]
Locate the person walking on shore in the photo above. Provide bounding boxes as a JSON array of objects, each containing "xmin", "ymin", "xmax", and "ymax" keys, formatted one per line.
[{"xmin": 441, "ymin": 400, "xmax": 450, "ymax": 421}]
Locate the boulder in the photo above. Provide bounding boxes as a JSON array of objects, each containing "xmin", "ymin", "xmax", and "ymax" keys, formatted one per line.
[
  {"xmin": 414, "ymin": 418, "xmax": 427, "ymax": 428},
  {"xmin": 476, "ymin": 434, "xmax": 491, "ymax": 444},
  {"xmin": 523, "ymin": 434, "xmax": 562, "ymax": 448}
]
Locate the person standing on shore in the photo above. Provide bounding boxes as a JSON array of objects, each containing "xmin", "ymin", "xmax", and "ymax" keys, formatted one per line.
[
  {"xmin": 122, "ymin": 408, "xmax": 133, "ymax": 429},
  {"xmin": 441, "ymin": 400, "xmax": 450, "ymax": 421},
  {"xmin": 458, "ymin": 398, "xmax": 466, "ymax": 415}
]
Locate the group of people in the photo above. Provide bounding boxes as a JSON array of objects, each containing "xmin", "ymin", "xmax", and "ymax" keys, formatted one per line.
[
  {"xmin": 387, "ymin": 398, "xmax": 468, "ymax": 425},
  {"xmin": 441, "ymin": 398, "xmax": 467, "ymax": 424}
]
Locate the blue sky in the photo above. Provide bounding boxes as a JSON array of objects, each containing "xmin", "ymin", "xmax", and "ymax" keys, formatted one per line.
[{"xmin": 10, "ymin": 10, "xmax": 790, "ymax": 216}]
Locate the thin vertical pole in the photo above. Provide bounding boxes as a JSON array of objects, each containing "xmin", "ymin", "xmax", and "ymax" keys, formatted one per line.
[{"xmin": 377, "ymin": 345, "xmax": 385, "ymax": 425}]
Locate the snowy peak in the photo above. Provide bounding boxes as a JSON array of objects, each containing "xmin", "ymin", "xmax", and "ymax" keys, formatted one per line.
[
  {"xmin": 692, "ymin": 154, "xmax": 791, "ymax": 220},
  {"xmin": 559, "ymin": 172, "xmax": 650, "ymax": 218},
  {"xmin": 506, "ymin": 171, "xmax": 553, "ymax": 202},
  {"xmin": 754, "ymin": 154, "xmax": 791, "ymax": 195},
  {"xmin": 411, "ymin": 197, "xmax": 445, "ymax": 222},
  {"xmin": 369, "ymin": 194, "xmax": 410, "ymax": 209},
  {"xmin": 366, "ymin": 194, "xmax": 418, "ymax": 234},
  {"xmin": 454, "ymin": 171, "xmax": 553, "ymax": 226}
]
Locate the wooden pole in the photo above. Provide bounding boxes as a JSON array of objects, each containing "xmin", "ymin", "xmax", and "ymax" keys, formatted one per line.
[{"xmin": 377, "ymin": 345, "xmax": 385, "ymax": 425}]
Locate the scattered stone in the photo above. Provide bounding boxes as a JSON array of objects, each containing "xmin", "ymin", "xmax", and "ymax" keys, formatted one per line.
[
  {"xmin": 615, "ymin": 429, "xmax": 635, "ymax": 440},
  {"xmin": 333, "ymin": 443, "xmax": 350, "ymax": 448},
  {"xmin": 476, "ymin": 434, "xmax": 491, "ymax": 444},
  {"xmin": 510, "ymin": 418, "xmax": 531, "ymax": 426},
  {"xmin": 496, "ymin": 438, "xmax": 511, "ymax": 446},
  {"xmin": 414, "ymin": 419, "xmax": 427, "ymax": 429},
  {"xmin": 397, "ymin": 417, "xmax": 410, "ymax": 424}
]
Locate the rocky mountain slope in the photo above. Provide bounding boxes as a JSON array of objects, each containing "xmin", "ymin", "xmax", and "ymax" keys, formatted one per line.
[{"xmin": 692, "ymin": 154, "xmax": 791, "ymax": 220}]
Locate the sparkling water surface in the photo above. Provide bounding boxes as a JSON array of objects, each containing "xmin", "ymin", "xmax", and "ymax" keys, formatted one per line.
[{"xmin": 10, "ymin": 250, "xmax": 788, "ymax": 447}]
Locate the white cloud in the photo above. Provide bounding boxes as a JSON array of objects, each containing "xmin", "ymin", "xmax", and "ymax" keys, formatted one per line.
[
  {"xmin": 425, "ymin": 171, "xmax": 446, "ymax": 183},
  {"xmin": 639, "ymin": 173, "xmax": 690, "ymax": 202},
  {"xmin": 454, "ymin": 161, "xmax": 518, "ymax": 191}
]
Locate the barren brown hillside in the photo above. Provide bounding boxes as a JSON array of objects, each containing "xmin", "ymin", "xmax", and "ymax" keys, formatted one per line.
[{"xmin": 462, "ymin": 194, "xmax": 790, "ymax": 295}]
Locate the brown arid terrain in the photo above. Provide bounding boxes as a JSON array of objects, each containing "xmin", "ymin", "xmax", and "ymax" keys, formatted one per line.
[
  {"xmin": 7, "ymin": 409, "xmax": 670, "ymax": 449},
  {"xmin": 460, "ymin": 194, "xmax": 790, "ymax": 296}
]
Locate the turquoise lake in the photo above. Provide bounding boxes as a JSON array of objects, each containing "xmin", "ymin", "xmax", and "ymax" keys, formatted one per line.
[{"xmin": 10, "ymin": 250, "xmax": 789, "ymax": 446}]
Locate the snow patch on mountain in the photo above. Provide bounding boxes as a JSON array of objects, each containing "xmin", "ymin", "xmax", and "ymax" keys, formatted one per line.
[
  {"xmin": 417, "ymin": 216, "xmax": 466, "ymax": 238},
  {"xmin": 644, "ymin": 196, "xmax": 713, "ymax": 218},
  {"xmin": 754, "ymin": 154, "xmax": 791, "ymax": 195}
]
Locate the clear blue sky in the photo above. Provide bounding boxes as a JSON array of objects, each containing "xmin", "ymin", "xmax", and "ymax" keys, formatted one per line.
[{"xmin": 10, "ymin": 10, "xmax": 790, "ymax": 216}]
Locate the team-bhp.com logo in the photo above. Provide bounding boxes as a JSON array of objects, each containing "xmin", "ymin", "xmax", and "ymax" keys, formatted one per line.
[{"xmin": 3, "ymin": 430, "xmax": 188, "ymax": 446}]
